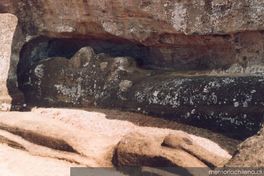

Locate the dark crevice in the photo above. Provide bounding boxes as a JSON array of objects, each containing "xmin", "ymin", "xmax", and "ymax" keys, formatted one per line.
[
  {"xmin": 18, "ymin": 30, "xmax": 262, "ymax": 80},
  {"xmin": 17, "ymin": 36, "xmax": 148, "ymax": 83}
]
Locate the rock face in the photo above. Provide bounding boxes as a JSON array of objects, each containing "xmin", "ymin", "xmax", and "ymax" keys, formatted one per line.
[
  {"xmin": 1, "ymin": 1, "xmax": 264, "ymax": 173},
  {"xmin": 226, "ymin": 125, "xmax": 264, "ymax": 167},
  {"xmin": 0, "ymin": 108, "xmax": 231, "ymax": 175},
  {"xmin": 8, "ymin": 0, "xmax": 264, "ymax": 72},
  {"xmin": 20, "ymin": 47, "xmax": 264, "ymax": 139},
  {"xmin": 1, "ymin": 0, "xmax": 264, "ymax": 110},
  {"xmin": 8, "ymin": 0, "xmax": 264, "ymax": 34},
  {"xmin": 1, "ymin": 0, "xmax": 264, "ymax": 138},
  {"xmin": 0, "ymin": 13, "xmax": 17, "ymax": 111},
  {"xmin": 4, "ymin": 0, "xmax": 264, "ymax": 36}
]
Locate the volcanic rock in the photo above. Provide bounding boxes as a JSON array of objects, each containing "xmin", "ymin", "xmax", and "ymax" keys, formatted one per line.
[{"xmin": 226, "ymin": 125, "xmax": 264, "ymax": 167}]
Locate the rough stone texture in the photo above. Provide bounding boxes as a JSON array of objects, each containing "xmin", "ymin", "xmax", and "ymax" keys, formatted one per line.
[
  {"xmin": 1, "ymin": 1, "xmax": 264, "ymax": 173},
  {"xmin": 0, "ymin": 108, "xmax": 231, "ymax": 175},
  {"xmin": 226, "ymin": 125, "xmax": 264, "ymax": 167},
  {"xmin": 21, "ymin": 47, "xmax": 264, "ymax": 139},
  {"xmin": 0, "ymin": 0, "xmax": 264, "ymax": 109},
  {"xmin": 162, "ymin": 134, "xmax": 229, "ymax": 167},
  {"xmin": 115, "ymin": 132, "xmax": 229, "ymax": 168},
  {"xmin": 18, "ymin": 32, "xmax": 264, "ymax": 72},
  {"xmin": 0, "ymin": 13, "xmax": 18, "ymax": 111},
  {"xmin": 5, "ymin": 0, "xmax": 264, "ymax": 35}
]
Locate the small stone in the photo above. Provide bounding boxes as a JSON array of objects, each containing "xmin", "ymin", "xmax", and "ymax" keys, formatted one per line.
[
  {"xmin": 153, "ymin": 91, "xmax": 159, "ymax": 97},
  {"xmin": 119, "ymin": 80, "xmax": 133, "ymax": 92},
  {"xmin": 234, "ymin": 102, "xmax": 239, "ymax": 108},
  {"xmin": 243, "ymin": 101, "xmax": 248, "ymax": 108},
  {"xmin": 100, "ymin": 62, "xmax": 108, "ymax": 71}
]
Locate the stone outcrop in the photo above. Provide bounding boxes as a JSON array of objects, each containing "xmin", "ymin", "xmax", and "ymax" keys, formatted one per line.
[
  {"xmin": 226, "ymin": 125, "xmax": 264, "ymax": 167},
  {"xmin": 20, "ymin": 47, "xmax": 264, "ymax": 139},
  {"xmin": 1, "ymin": 0, "xmax": 264, "ymax": 173},
  {"xmin": 0, "ymin": 13, "xmax": 17, "ymax": 111},
  {"xmin": 115, "ymin": 132, "xmax": 229, "ymax": 168},
  {"xmin": 0, "ymin": 108, "xmax": 231, "ymax": 175},
  {"xmin": 4, "ymin": 0, "xmax": 264, "ymax": 35},
  {"xmin": 1, "ymin": 0, "xmax": 264, "ymax": 110}
]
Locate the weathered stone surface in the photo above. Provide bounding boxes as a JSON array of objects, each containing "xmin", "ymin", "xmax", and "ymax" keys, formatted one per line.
[
  {"xmin": 8, "ymin": 0, "xmax": 264, "ymax": 70},
  {"xmin": 0, "ymin": 144, "xmax": 79, "ymax": 176},
  {"xmin": 5, "ymin": 0, "xmax": 264, "ymax": 36},
  {"xmin": 16, "ymin": 28, "xmax": 264, "ymax": 72},
  {"xmin": 1, "ymin": 1, "xmax": 263, "ymax": 173},
  {"xmin": 21, "ymin": 47, "xmax": 264, "ymax": 139},
  {"xmin": 0, "ymin": 108, "xmax": 230, "ymax": 174},
  {"xmin": 1, "ymin": 0, "xmax": 264, "ymax": 108},
  {"xmin": 115, "ymin": 132, "xmax": 229, "ymax": 168},
  {"xmin": 162, "ymin": 134, "xmax": 229, "ymax": 167},
  {"xmin": 226, "ymin": 125, "xmax": 264, "ymax": 167},
  {"xmin": 0, "ymin": 0, "xmax": 11, "ymax": 13},
  {"xmin": 0, "ymin": 13, "xmax": 18, "ymax": 111}
]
